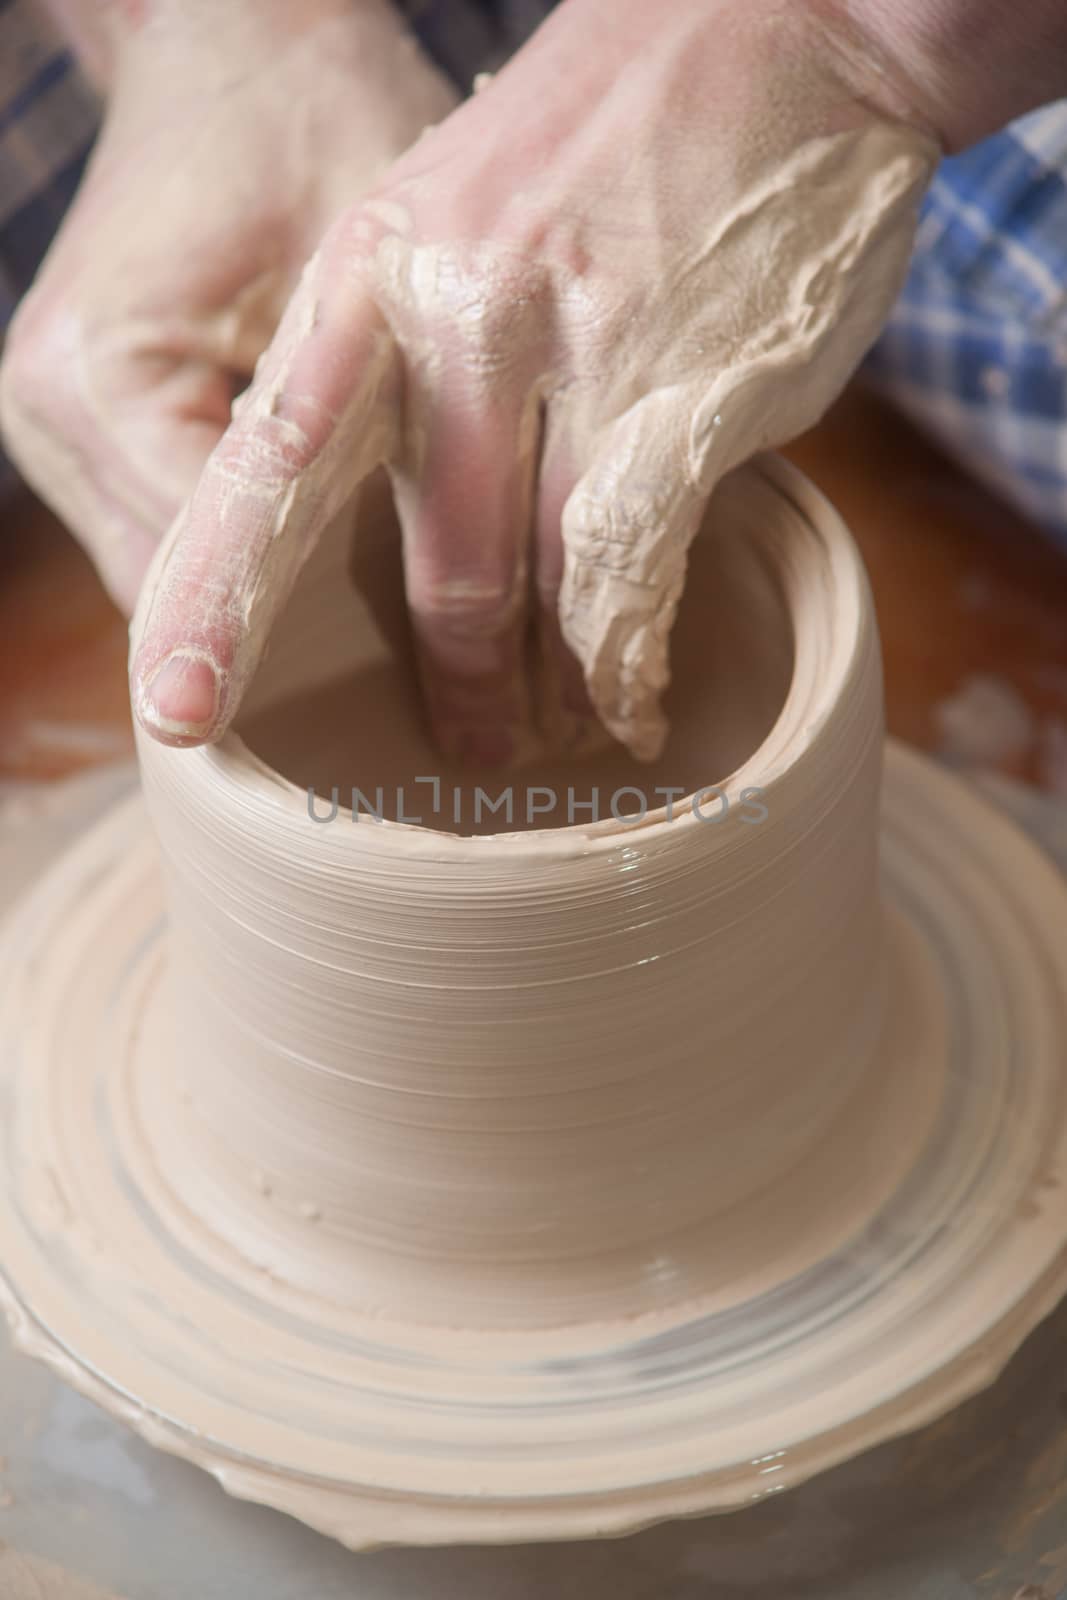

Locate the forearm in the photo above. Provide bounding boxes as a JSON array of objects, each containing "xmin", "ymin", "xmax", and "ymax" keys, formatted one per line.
[{"xmin": 821, "ymin": 0, "xmax": 1067, "ymax": 149}]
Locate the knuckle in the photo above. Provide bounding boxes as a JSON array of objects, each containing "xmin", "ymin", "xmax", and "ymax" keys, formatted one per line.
[
  {"xmin": 372, "ymin": 235, "xmax": 550, "ymax": 378},
  {"xmin": 214, "ymin": 408, "xmax": 320, "ymax": 486},
  {"xmin": 407, "ymin": 571, "xmax": 521, "ymax": 638}
]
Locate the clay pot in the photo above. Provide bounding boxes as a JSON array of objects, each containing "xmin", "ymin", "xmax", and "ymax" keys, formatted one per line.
[{"xmin": 135, "ymin": 455, "xmax": 884, "ymax": 1328}]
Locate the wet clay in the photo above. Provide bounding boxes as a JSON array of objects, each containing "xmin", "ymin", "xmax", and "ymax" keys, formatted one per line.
[
  {"xmin": 5, "ymin": 459, "xmax": 1067, "ymax": 1547},
  {"xmin": 0, "ymin": 1551, "xmax": 126, "ymax": 1600}
]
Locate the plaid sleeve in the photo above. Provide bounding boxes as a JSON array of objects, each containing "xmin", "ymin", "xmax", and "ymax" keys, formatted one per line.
[
  {"xmin": 866, "ymin": 104, "xmax": 1067, "ymax": 548},
  {"xmin": 393, "ymin": 0, "xmax": 554, "ymax": 83},
  {"xmin": 0, "ymin": 0, "xmax": 99, "ymax": 491},
  {"xmin": 0, "ymin": 0, "xmax": 98, "ymax": 331}
]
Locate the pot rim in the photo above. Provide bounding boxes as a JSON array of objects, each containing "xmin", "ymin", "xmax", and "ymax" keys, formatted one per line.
[{"xmin": 165, "ymin": 452, "xmax": 872, "ymax": 862}]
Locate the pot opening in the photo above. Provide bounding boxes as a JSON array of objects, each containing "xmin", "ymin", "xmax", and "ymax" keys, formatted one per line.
[{"xmin": 237, "ymin": 475, "xmax": 795, "ymax": 836}]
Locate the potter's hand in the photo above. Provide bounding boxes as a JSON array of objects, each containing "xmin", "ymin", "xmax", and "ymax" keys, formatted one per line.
[
  {"xmin": 0, "ymin": 0, "xmax": 456, "ymax": 615},
  {"xmin": 129, "ymin": 0, "xmax": 944, "ymax": 757}
]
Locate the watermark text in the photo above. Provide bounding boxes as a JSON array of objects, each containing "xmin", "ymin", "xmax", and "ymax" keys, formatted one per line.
[{"xmin": 306, "ymin": 778, "xmax": 769, "ymax": 828}]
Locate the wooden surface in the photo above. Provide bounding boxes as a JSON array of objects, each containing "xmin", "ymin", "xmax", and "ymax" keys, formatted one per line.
[
  {"xmin": 2, "ymin": 385, "xmax": 1067, "ymax": 789},
  {"xmin": 791, "ymin": 390, "xmax": 1067, "ymax": 791},
  {"xmin": 0, "ymin": 482, "xmax": 131, "ymax": 782}
]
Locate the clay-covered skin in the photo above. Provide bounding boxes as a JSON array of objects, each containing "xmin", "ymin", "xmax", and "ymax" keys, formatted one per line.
[{"xmin": 126, "ymin": 0, "xmax": 936, "ymax": 764}]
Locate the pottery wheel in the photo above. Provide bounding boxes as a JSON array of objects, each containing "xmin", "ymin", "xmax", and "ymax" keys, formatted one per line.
[{"xmin": 2, "ymin": 740, "xmax": 1067, "ymax": 1547}]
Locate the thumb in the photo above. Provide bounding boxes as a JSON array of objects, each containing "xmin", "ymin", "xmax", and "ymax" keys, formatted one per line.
[
  {"xmin": 559, "ymin": 389, "xmax": 710, "ymax": 763},
  {"xmin": 130, "ymin": 249, "xmax": 397, "ymax": 747}
]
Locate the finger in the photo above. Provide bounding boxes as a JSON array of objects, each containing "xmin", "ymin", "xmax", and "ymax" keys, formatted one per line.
[
  {"xmin": 130, "ymin": 243, "xmax": 398, "ymax": 747},
  {"xmin": 558, "ymin": 391, "xmax": 707, "ymax": 762},
  {"xmin": 393, "ymin": 361, "xmax": 543, "ymax": 768},
  {"xmin": 99, "ymin": 356, "xmax": 243, "ymax": 607},
  {"xmin": 0, "ymin": 293, "xmax": 240, "ymax": 615},
  {"xmin": 533, "ymin": 410, "xmax": 598, "ymax": 750}
]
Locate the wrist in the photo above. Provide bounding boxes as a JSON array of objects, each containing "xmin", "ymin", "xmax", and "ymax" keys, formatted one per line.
[
  {"xmin": 813, "ymin": 0, "xmax": 1067, "ymax": 149},
  {"xmin": 541, "ymin": 0, "xmax": 943, "ymax": 159}
]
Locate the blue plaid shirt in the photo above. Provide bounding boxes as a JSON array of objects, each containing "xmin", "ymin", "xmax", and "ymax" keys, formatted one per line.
[
  {"xmin": 3, "ymin": 0, "xmax": 1067, "ymax": 548},
  {"xmin": 0, "ymin": 1, "xmax": 95, "ymax": 337},
  {"xmin": 866, "ymin": 103, "xmax": 1067, "ymax": 544}
]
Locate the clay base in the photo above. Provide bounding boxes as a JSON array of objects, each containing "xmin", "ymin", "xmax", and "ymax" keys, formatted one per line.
[{"xmin": 2, "ymin": 744, "xmax": 1067, "ymax": 1546}]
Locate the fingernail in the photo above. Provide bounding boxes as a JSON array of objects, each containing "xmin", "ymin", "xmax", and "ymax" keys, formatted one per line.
[{"xmin": 139, "ymin": 651, "xmax": 220, "ymax": 741}]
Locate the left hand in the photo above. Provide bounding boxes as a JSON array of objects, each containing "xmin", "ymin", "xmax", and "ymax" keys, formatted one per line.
[{"xmin": 0, "ymin": 0, "xmax": 456, "ymax": 615}]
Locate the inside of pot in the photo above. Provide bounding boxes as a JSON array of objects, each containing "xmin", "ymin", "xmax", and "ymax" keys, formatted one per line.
[{"xmin": 237, "ymin": 470, "xmax": 796, "ymax": 835}]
